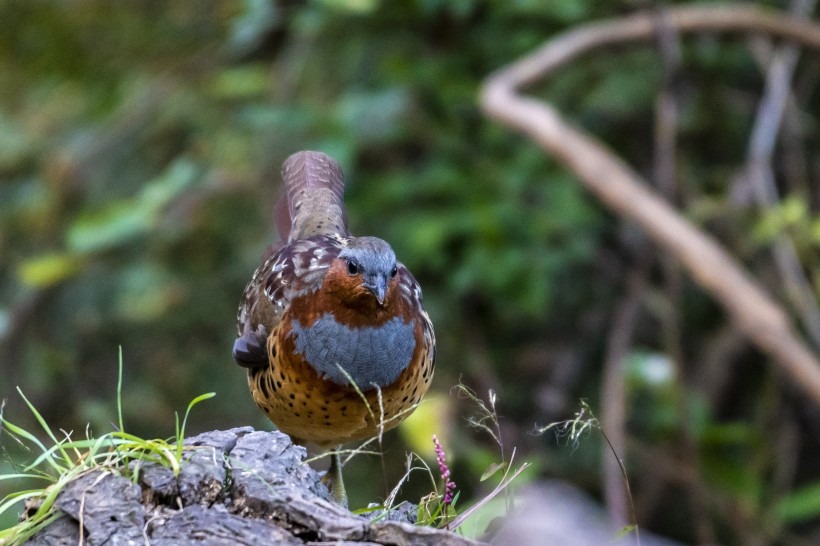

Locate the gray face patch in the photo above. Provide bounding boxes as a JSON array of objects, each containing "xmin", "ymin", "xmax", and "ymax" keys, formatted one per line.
[
  {"xmin": 338, "ymin": 237, "xmax": 397, "ymax": 277},
  {"xmin": 291, "ymin": 313, "xmax": 415, "ymax": 388}
]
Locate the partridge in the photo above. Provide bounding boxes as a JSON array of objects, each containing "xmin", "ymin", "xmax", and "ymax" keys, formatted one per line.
[{"xmin": 232, "ymin": 151, "xmax": 435, "ymax": 503}]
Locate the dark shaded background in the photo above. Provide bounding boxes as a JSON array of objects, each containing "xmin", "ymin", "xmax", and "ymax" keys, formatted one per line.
[{"xmin": 2, "ymin": 1, "xmax": 820, "ymax": 543}]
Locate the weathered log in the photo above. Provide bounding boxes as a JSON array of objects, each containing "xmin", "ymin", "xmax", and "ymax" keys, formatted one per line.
[{"xmin": 24, "ymin": 427, "xmax": 478, "ymax": 546}]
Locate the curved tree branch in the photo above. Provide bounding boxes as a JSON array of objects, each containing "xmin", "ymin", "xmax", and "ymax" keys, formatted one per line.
[{"xmin": 480, "ymin": 5, "xmax": 820, "ymax": 405}]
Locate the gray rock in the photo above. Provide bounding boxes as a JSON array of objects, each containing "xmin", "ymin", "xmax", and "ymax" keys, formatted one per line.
[{"xmin": 489, "ymin": 481, "xmax": 686, "ymax": 546}]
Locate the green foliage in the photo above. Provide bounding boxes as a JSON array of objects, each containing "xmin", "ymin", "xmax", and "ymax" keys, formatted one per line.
[{"xmin": 778, "ymin": 482, "xmax": 820, "ymax": 525}]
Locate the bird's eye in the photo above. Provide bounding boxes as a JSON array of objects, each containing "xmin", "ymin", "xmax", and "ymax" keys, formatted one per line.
[
  {"xmin": 347, "ymin": 260, "xmax": 359, "ymax": 275},
  {"xmin": 390, "ymin": 265, "xmax": 398, "ymax": 278}
]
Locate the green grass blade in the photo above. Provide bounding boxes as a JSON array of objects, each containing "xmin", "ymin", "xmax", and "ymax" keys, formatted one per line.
[
  {"xmin": 0, "ymin": 489, "xmax": 45, "ymax": 518},
  {"xmin": 352, "ymin": 504, "xmax": 384, "ymax": 515},
  {"xmin": 177, "ymin": 392, "xmax": 215, "ymax": 459},
  {"xmin": 117, "ymin": 345, "xmax": 125, "ymax": 433},
  {"xmin": 3, "ymin": 419, "xmax": 65, "ymax": 474},
  {"xmin": 177, "ymin": 392, "xmax": 216, "ymax": 441},
  {"xmin": 107, "ymin": 430, "xmax": 155, "ymax": 444},
  {"xmin": 0, "ymin": 509, "xmax": 64, "ymax": 544},
  {"xmin": 182, "ymin": 392, "xmax": 216, "ymax": 435},
  {"xmin": 16, "ymin": 388, "xmax": 72, "ymax": 466},
  {"xmin": 34, "ymin": 465, "xmax": 86, "ymax": 515},
  {"xmin": 23, "ymin": 445, "xmax": 74, "ymax": 474},
  {"xmin": 1, "ymin": 419, "xmax": 49, "ymax": 455},
  {"xmin": 174, "ymin": 410, "xmax": 181, "ymax": 460},
  {"xmin": 151, "ymin": 442, "xmax": 180, "ymax": 475},
  {"xmin": 0, "ymin": 473, "xmax": 51, "ymax": 482}
]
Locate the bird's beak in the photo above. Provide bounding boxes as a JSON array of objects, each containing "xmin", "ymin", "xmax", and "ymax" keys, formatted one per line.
[{"xmin": 365, "ymin": 276, "xmax": 387, "ymax": 306}]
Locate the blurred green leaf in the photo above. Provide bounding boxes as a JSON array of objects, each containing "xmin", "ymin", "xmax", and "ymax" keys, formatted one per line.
[
  {"xmin": 17, "ymin": 253, "xmax": 84, "ymax": 288},
  {"xmin": 811, "ymin": 217, "xmax": 820, "ymax": 243},
  {"xmin": 615, "ymin": 525, "xmax": 637, "ymax": 539},
  {"xmin": 318, "ymin": 0, "xmax": 380, "ymax": 14},
  {"xmin": 752, "ymin": 195, "xmax": 809, "ymax": 244},
  {"xmin": 480, "ymin": 461, "xmax": 506, "ymax": 482},
  {"xmin": 66, "ymin": 159, "xmax": 198, "ymax": 253},
  {"xmin": 66, "ymin": 201, "xmax": 154, "ymax": 253},
  {"xmin": 777, "ymin": 482, "xmax": 820, "ymax": 524},
  {"xmin": 207, "ymin": 65, "xmax": 271, "ymax": 100},
  {"xmin": 705, "ymin": 459, "xmax": 762, "ymax": 502},
  {"xmin": 700, "ymin": 422, "xmax": 760, "ymax": 446}
]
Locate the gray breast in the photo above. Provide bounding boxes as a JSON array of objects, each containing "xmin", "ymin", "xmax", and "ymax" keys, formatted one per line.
[{"xmin": 291, "ymin": 313, "xmax": 415, "ymax": 388}]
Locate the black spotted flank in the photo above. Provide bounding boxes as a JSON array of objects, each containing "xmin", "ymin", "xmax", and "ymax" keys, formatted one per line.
[{"xmin": 259, "ymin": 379, "xmax": 271, "ymax": 398}]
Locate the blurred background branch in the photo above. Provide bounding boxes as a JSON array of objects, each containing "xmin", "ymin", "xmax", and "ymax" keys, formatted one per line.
[
  {"xmin": 481, "ymin": 3, "xmax": 820, "ymax": 404},
  {"xmin": 482, "ymin": 3, "xmax": 820, "ymax": 543}
]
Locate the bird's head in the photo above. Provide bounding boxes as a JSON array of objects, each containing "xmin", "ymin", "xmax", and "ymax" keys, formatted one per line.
[{"xmin": 325, "ymin": 236, "xmax": 399, "ymax": 308}]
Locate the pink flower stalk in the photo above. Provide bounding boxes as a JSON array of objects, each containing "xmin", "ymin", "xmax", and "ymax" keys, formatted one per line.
[{"xmin": 433, "ymin": 434, "xmax": 456, "ymax": 505}]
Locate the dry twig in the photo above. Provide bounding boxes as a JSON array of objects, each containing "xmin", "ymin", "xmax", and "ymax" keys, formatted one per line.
[{"xmin": 600, "ymin": 263, "xmax": 648, "ymax": 526}]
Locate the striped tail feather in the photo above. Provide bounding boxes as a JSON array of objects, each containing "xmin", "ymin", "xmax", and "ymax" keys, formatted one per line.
[{"xmin": 281, "ymin": 151, "xmax": 349, "ymax": 241}]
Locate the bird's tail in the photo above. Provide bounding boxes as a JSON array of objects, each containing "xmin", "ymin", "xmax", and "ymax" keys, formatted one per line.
[{"xmin": 278, "ymin": 151, "xmax": 349, "ymax": 242}]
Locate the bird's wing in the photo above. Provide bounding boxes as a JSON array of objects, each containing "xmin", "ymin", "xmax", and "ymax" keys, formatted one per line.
[{"xmin": 233, "ymin": 236, "xmax": 343, "ymax": 368}]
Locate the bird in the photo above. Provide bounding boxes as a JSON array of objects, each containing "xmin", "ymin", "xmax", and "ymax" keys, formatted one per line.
[{"xmin": 232, "ymin": 150, "xmax": 435, "ymax": 505}]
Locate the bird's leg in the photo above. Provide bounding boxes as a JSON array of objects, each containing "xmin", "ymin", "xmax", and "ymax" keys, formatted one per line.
[{"xmin": 321, "ymin": 447, "xmax": 348, "ymax": 508}]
